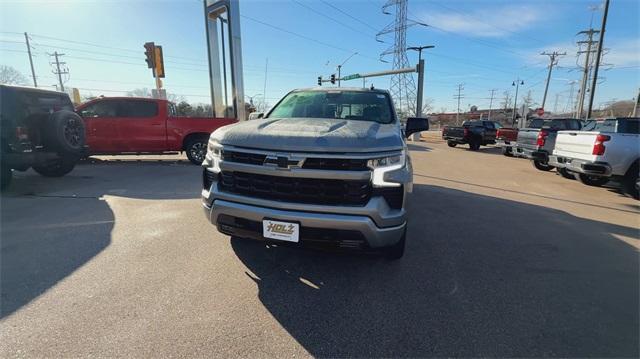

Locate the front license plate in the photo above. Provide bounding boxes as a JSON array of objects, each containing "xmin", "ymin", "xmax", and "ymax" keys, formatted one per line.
[{"xmin": 262, "ymin": 219, "xmax": 299, "ymax": 243}]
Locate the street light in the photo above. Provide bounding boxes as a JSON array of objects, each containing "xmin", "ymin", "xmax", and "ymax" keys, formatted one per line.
[
  {"xmin": 512, "ymin": 79, "xmax": 524, "ymax": 125},
  {"xmin": 336, "ymin": 52, "xmax": 358, "ymax": 87}
]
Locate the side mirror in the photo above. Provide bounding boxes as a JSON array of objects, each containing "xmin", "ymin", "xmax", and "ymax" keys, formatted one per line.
[
  {"xmin": 405, "ymin": 117, "xmax": 429, "ymax": 138},
  {"xmin": 248, "ymin": 112, "xmax": 264, "ymax": 120}
]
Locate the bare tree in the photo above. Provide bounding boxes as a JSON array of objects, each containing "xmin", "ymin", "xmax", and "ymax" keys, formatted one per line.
[
  {"xmin": 126, "ymin": 87, "xmax": 184, "ymax": 103},
  {"xmin": 127, "ymin": 88, "xmax": 152, "ymax": 97},
  {"xmin": 521, "ymin": 90, "xmax": 535, "ymax": 110},
  {"xmin": 421, "ymin": 97, "xmax": 434, "ymax": 115},
  {"xmin": 501, "ymin": 91, "xmax": 513, "ymax": 111},
  {"xmin": 0, "ymin": 66, "xmax": 28, "ymax": 85}
]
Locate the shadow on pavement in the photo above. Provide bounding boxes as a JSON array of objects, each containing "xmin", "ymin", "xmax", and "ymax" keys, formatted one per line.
[
  {"xmin": 407, "ymin": 143, "xmax": 432, "ymax": 152},
  {"xmin": 230, "ymin": 184, "xmax": 639, "ymax": 357},
  {"xmin": 0, "ymin": 163, "xmax": 201, "ymax": 318}
]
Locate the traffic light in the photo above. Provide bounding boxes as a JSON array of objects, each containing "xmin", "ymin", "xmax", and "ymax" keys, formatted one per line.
[
  {"xmin": 317, "ymin": 76, "xmax": 322, "ymax": 86},
  {"xmin": 144, "ymin": 42, "xmax": 155, "ymax": 69},
  {"xmin": 330, "ymin": 74, "xmax": 336, "ymax": 84},
  {"xmin": 154, "ymin": 45, "xmax": 165, "ymax": 78}
]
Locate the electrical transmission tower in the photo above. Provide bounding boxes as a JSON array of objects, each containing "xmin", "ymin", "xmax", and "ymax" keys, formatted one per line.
[
  {"xmin": 377, "ymin": 0, "xmax": 418, "ymax": 117},
  {"xmin": 453, "ymin": 84, "xmax": 465, "ymax": 124}
]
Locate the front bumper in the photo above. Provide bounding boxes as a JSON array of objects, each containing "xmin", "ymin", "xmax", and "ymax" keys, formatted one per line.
[
  {"xmin": 548, "ymin": 155, "xmax": 612, "ymax": 177},
  {"xmin": 202, "ymin": 199, "xmax": 406, "ymax": 249}
]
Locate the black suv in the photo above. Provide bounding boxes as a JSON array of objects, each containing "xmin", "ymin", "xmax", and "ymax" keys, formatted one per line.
[{"xmin": 1, "ymin": 85, "xmax": 86, "ymax": 189}]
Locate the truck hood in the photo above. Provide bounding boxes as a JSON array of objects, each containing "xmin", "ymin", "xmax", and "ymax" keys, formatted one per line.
[{"xmin": 210, "ymin": 118, "xmax": 404, "ymax": 153}]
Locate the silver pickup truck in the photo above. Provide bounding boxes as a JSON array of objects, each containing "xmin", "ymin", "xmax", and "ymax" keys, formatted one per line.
[
  {"xmin": 514, "ymin": 118, "xmax": 582, "ymax": 171},
  {"xmin": 201, "ymin": 87, "xmax": 429, "ymax": 259}
]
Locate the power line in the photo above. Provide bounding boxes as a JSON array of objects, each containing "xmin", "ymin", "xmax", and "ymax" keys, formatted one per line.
[
  {"xmin": 319, "ymin": 0, "xmax": 381, "ymax": 32},
  {"xmin": 292, "ymin": 0, "xmax": 376, "ymax": 39},
  {"xmin": 240, "ymin": 14, "xmax": 380, "ymax": 62},
  {"xmin": 28, "ymin": 33, "xmax": 207, "ymax": 63}
]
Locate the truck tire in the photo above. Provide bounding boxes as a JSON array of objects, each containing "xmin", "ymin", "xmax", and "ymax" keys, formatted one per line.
[
  {"xmin": 501, "ymin": 147, "xmax": 513, "ymax": 157},
  {"xmin": 533, "ymin": 160, "xmax": 554, "ymax": 171},
  {"xmin": 32, "ymin": 158, "xmax": 76, "ymax": 177},
  {"xmin": 185, "ymin": 136, "xmax": 209, "ymax": 165},
  {"xmin": 577, "ymin": 173, "xmax": 609, "ymax": 187},
  {"xmin": 622, "ymin": 161, "xmax": 639, "ymax": 199},
  {"xmin": 385, "ymin": 227, "xmax": 406, "ymax": 260},
  {"xmin": 1, "ymin": 166, "xmax": 12, "ymax": 190},
  {"xmin": 558, "ymin": 168, "xmax": 576, "ymax": 180},
  {"xmin": 447, "ymin": 141, "xmax": 457, "ymax": 148},
  {"xmin": 468, "ymin": 139, "xmax": 480, "ymax": 151},
  {"xmin": 46, "ymin": 111, "xmax": 86, "ymax": 154}
]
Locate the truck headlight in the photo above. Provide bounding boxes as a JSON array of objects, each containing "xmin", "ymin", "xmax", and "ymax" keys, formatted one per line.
[
  {"xmin": 368, "ymin": 150, "xmax": 405, "ymax": 187},
  {"xmin": 206, "ymin": 139, "xmax": 223, "ymax": 172}
]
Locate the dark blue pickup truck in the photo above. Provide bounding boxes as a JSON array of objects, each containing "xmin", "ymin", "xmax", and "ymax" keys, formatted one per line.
[{"xmin": 442, "ymin": 120, "xmax": 501, "ymax": 150}]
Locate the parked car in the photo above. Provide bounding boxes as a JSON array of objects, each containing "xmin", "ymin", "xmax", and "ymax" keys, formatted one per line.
[
  {"xmin": 514, "ymin": 118, "xmax": 582, "ymax": 171},
  {"xmin": 201, "ymin": 87, "xmax": 429, "ymax": 259},
  {"xmin": 76, "ymin": 97, "xmax": 236, "ymax": 164},
  {"xmin": 549, "ymin": 117, "xmax": 639, "ymax": 198},
  {"xmin": 495, "ymin": 127, "xmax": 518, "ymax": 156},
  {"xmin": 1, "ymin": 85, "xmax": 86, "ymax": 190},
  {"xmin": 442, "ymin": 120, "xmax": 501, "ymax": 150}
]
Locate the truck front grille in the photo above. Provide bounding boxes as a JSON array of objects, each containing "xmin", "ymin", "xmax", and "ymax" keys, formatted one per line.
[
  {"xmin": 302, "ymin": 158, "xmax": 368, "ymax": 171},
  {"xmin": 222, "ymin": 151, "xmax": 266, "ymax": 165},
  {"xmin": 219, "ymin": 171, "xmax": 371, "ymax": 206},
  {"xmin": 222, "ymin": 150, "xmax": 369, "ymax": 171}
]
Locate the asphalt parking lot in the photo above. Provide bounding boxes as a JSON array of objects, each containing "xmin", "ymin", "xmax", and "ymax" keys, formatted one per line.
[{"xmin": 1, "ymin": 132, "xmax": 638, "ymax": 357}]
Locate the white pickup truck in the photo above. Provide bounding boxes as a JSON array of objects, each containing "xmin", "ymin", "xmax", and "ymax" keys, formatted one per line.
[{"xmin": 549, "ymin": 117, "xmax": 639, "ymax": 198}]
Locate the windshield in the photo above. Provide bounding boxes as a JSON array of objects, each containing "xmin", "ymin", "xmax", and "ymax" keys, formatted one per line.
[{"xmin": 267, "ymin": 90, "xmax": 394, "ymax": 124}]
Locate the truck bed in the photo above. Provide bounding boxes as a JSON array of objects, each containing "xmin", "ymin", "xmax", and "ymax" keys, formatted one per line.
[{"xmin": 442, "ymin": 126, "xmax": 465, "ymax": 140}]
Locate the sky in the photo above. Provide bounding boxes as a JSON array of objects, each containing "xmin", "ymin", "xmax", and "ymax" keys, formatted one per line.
[{"xmin": 1, "ymin": 0, "xmax": 638, "ymax": 114}]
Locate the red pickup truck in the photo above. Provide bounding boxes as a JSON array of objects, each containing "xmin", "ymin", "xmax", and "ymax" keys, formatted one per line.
[
  {"xmin": 76, "ymin": 97, "xmax": 236, "ymax": 164},
  {"xmin": 495, "ymin": 127, "xmax": 518, "ymax": 156}
]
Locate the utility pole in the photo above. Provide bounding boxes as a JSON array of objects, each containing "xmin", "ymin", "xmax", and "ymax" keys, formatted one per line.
[
  {"xmin": 407, "ymin": 45, "xmax": 434, "ymax": 118},
  {"xmin": 487, "ymin": 89, "xmax": 497, "ymax": 120},
  {"xmin": 24, "ymin": 32, "xmax": 37, "ymax": 87},
  {"xmin": 586, "ymin": 0, "xmax": 610, "ymax": 119},
  {"xmin": 512, "ymin": 79, "xmax": 524, "ymax": 125},
  {"xmin": 49, "ymin": 52, "xmax": 68, "ymax": 92},
  {"xmin": 576, "ymin": 29, "xmax": 599, "ymax": 119},
  {"xmin": 633, "ymin": 88, "xmax": 640, "ymax": 117},
  {"xmin": 540, "ymin": 51, "xmax": 566, "ymax": 109},
  {"xmin": 454, "ymin": 84, "xmax": 464, "ymax": 125}
]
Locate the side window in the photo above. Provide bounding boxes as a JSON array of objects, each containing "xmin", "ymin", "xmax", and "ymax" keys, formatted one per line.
[
  {"xmin": 568, "ymin": 120, "xmax": 581, "ymax": 130},
  {"xmin": 622, "ymin": 120, "xmax": 639, "ymax": 134},
  {"xmin": 168, "ymin": 102, "xmax": 177, "ymax": 117},
  {"xmin": 118, "ymin": 100, "xmax": 158, "ymax": 118},
  {"xmin": 79, "ymin": 101, "xmax": 118, "ymax": 118},
  {"xmin": 483, "ymin": 121, "xmax": 494, "ymax": 129}
]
